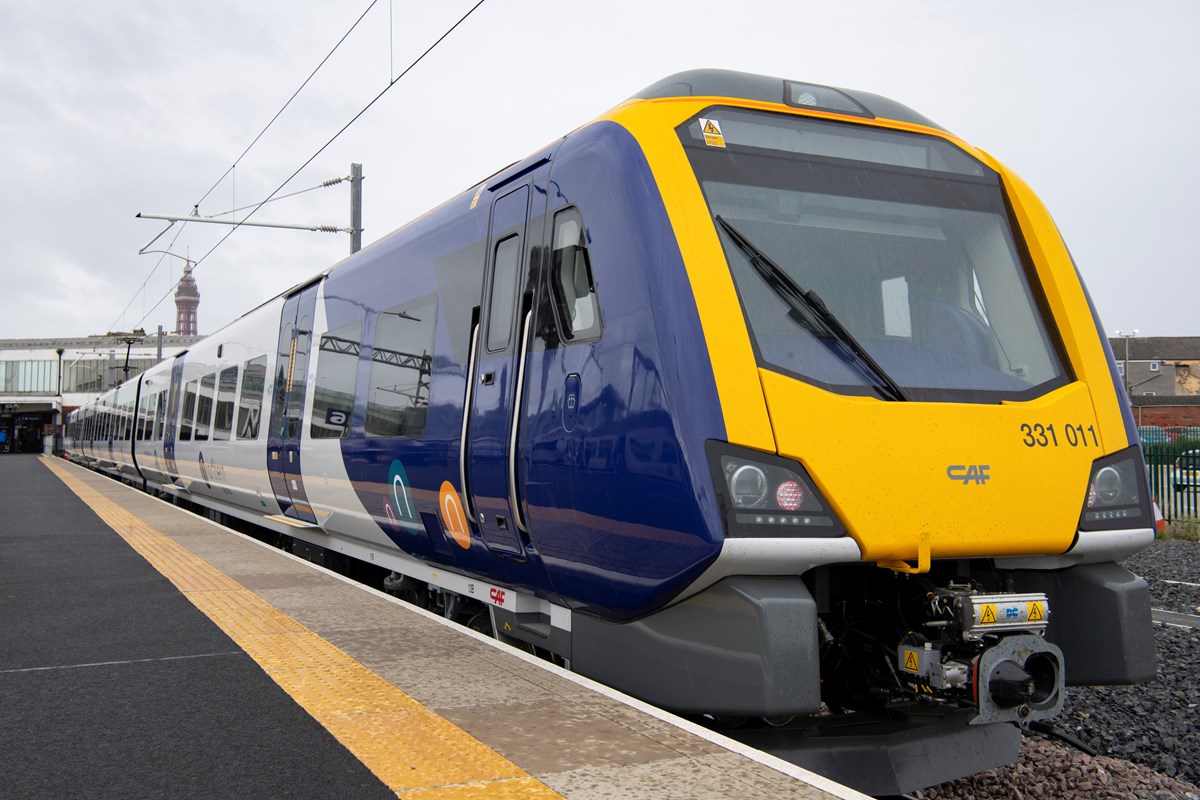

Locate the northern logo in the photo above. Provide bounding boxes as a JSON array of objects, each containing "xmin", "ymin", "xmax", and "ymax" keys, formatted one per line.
[
  {"xmin": 947, "ymin": 464, "xmax": 991, "ymax": 485},
  {"xmin": 384, "ymin": 459, "xmax": 419, "ymax": 534}
]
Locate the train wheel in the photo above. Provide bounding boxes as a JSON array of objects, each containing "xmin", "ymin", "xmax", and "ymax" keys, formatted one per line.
[{"xmin": 465, "ymin": 609, "xmax": 494, "ymax": 637}]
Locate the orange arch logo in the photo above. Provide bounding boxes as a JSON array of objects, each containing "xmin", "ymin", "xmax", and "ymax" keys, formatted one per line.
[{"xmin": 439, "ymin": 481, "xmax": 471, "ymax": 550}]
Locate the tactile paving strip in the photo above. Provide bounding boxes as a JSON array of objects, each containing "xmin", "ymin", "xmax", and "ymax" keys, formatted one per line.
[{"xmin": 42, "ymin": 458, "xmax": 564, "ymax": 800}]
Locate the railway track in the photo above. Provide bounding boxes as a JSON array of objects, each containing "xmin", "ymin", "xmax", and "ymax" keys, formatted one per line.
[
  {"xmin": 1148, "ymin": 573, "xmax": 1200, "ymax": 628},
  {"xmin": 1152, "ymin": 608, "xmax": 1200, "ymax": 628}
]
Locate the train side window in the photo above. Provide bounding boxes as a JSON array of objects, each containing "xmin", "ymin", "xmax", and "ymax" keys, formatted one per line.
[
  {"xmin": 237, "ymin": 356, "xmax": 267, "ymax": 440},
  {"xmin": 194, "ymin": 373, "xmax": 216, "ymax": 441},
  {"xmin": 213, "ymin": 366, "xmax": 238, "ymax": 441},
  {"xmin": 487, "ymin": 235, "xmax": 520, "ymax": 351},
  {"xmin": 180, "ymin": 381, "xmax": 198, "ymax": 441},
  {"xmin": 550, "ymin": 208, "xmax": 602, "ymax": 341},
  {"xmin": 366, "ymin": 295, "xmax": 436, "ymax": 438},
  {"xmin": 310, "ymin": 320, "xmax": 361, "ymax": 439},
  {"xmin": 138, "ymin": 395, "xmax": 153, "ymax": 441}
]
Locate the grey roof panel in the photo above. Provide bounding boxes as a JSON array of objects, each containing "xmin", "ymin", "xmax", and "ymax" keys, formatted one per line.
[{"xmin": 632, "ymin": 69, "xmax": 947, "ymax": 132}]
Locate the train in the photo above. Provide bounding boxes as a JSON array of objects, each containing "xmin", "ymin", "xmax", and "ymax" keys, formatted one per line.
[{"xmin": 65, "ymin": 69, "xmax": 1156, "ymax": 794}]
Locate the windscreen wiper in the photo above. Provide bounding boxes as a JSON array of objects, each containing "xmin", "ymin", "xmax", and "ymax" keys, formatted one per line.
[{"xmin": 715, "ymin": 215, "xmax": 907, "ymax": 402}]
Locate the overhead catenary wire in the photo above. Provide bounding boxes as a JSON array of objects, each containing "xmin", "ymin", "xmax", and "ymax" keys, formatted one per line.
[
  {"xmin": 110, "ymin": 0, "xmax": 381, "ymax": 334},
  {"xmin": 128, "ymin": 0, "xmax": 489, "ymax": 333},
  {"xmin": 193, "ymin": 0, "xmax": 381, "ymax": 212},
  {"xmin": 107, "ymin": 222, "xmax": 188, "ymax": 334}
]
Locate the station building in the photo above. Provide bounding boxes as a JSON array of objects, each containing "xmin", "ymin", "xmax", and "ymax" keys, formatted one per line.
[{"xmin": 0, "ymin": 332, "xmax": 201, "ymax": 453}]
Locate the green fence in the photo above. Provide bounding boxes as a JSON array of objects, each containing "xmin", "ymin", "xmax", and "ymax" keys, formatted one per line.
[{"xmin": 1143, "ymin": 433, "xmax": 1200, "ymax": 521}]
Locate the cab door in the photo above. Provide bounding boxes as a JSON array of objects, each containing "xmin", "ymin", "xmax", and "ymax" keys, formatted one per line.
[
  {"xmin": 267, "ymin": 282, "xmax": 320, "ymax": 523},
  {"xmin": 463, "ymin": 182, "xmax": 537, "ymax": 559}
]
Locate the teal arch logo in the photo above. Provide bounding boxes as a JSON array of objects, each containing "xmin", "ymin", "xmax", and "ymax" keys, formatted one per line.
[{"xmin": 384, "ymin": 459, "xmax": 419, "ymax": 534}]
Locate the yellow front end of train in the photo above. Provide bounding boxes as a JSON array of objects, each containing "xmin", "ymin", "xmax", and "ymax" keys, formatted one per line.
[{"xmin": 604, "ymin": 80, "xmax": 1142, "ymax": 567}]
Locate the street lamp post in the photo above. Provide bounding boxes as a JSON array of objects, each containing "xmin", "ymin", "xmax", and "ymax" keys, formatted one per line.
[
  {"xmin": 55, "ymin": 347, "xmax": 64, "ymax": 455},
  {"xmin": 1115, "ymin": 329, "xmax": 1138, "ymax": 396}
]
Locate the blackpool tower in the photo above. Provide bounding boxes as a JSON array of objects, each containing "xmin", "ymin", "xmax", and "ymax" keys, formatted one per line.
[{"xmin": 174, "ymin": 264, "xmax": 200, "ymax": 336}]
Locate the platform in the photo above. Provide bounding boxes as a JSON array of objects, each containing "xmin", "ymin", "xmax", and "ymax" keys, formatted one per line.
[{"xmin": 0, "ymin": 454, "xmax": 863, "ymax": 800}]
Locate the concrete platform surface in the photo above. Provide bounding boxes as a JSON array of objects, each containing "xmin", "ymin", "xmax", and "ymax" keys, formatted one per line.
[{"xmin": 0, "ymin": 454, "xmax": 863, "ymax": 800}]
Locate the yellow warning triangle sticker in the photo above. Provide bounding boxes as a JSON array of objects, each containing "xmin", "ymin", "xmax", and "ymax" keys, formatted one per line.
[
  {"xmin": 903, "ymin": 650, "xmax": 919, "ymax": 672},
  {"xmin": 1028, "ymin": 602, "xmax": 1044, "ymax": 622},
  {"xmin": 699, "ymin": 118, "xmax": 726, "ymax": 148},
  {"xmin": 980, "ymin": 604, "xmax": 997, "ymax": 624}
]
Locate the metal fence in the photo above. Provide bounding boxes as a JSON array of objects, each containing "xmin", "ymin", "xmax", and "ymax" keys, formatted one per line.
[{"xmin": 1143, "ymin": 437, "xmax": 1200, "ymax": 521}]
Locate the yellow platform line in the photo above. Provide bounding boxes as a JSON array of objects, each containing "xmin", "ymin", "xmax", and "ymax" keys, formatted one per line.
[{"xmin": 41, "ymin": 458, "xmax": 564, "ymax": 800}]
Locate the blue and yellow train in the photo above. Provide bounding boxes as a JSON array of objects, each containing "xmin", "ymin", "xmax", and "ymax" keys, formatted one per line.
[{"xmin": 66, "ymin": 70, "xmax": 1156, "ymax": 791}]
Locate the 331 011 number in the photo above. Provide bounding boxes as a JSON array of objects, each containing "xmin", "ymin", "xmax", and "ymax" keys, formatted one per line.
[{"xmin": 1020, "ymin": 422, "xmax": 1099, "ymax": 448}]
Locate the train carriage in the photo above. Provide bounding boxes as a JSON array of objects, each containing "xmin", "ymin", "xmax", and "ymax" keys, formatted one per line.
[{"xmin": 66, "ymin": 69, "xmax": 1155, "ymax": 794}]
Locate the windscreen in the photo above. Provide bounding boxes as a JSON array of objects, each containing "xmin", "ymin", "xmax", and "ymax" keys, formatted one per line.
[{"xmin": 680, "ymin": 108, "xmax": 1069, "ymax": 403}]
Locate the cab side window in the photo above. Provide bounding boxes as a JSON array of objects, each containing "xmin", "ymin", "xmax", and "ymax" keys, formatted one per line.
[{"xmin": 550, "ymin": 208, "xmax": 601, "ymax": 341}]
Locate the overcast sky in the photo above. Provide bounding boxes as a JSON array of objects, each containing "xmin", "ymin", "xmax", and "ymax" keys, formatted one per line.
[{"xmin": 2, "ymin": 0, "xmax": 1197, "ymax": 344}]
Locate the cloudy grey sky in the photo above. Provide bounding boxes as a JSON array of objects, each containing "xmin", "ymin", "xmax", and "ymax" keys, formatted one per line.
[{"xmin": 2, "ymin": 0, "xmax": 1197, "ymax": 341}]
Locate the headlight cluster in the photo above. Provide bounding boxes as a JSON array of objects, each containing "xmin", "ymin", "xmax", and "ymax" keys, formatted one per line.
[
  {"xmin": 1078, "ymin": 447, "xmax": 1153, "ymax": 531},
  {"xmin": 707, "ymin": 441, "xmax": 845, "ymax": 538}
]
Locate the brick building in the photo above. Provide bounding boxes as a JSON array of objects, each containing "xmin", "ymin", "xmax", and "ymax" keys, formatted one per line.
[{"xmin": 1107, "ymin": 336, "xmax": 1200, "ymax": 426}]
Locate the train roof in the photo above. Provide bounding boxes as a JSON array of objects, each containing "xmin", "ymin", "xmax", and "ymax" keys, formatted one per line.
[{"xmin": 631, "ymin": 69, "xmax": 947, "ymax": 132}]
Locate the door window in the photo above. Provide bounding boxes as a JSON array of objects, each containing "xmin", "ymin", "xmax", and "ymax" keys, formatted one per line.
[{"xmin": 487, "ymin": 236, "xmax": 520, "ymax": 351}]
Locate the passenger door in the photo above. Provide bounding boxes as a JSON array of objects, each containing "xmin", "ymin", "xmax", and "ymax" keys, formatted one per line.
[
  {"xmin": 463, "ymin": 183, "xmax": 537, "ymax": 559},
  {"xmin": 162, "ymin": 356, "xmax": 185, "ymax": 484},
  {"xmin": 267, "ymin": 283, "xmax": 320, "ymax": 523}
]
